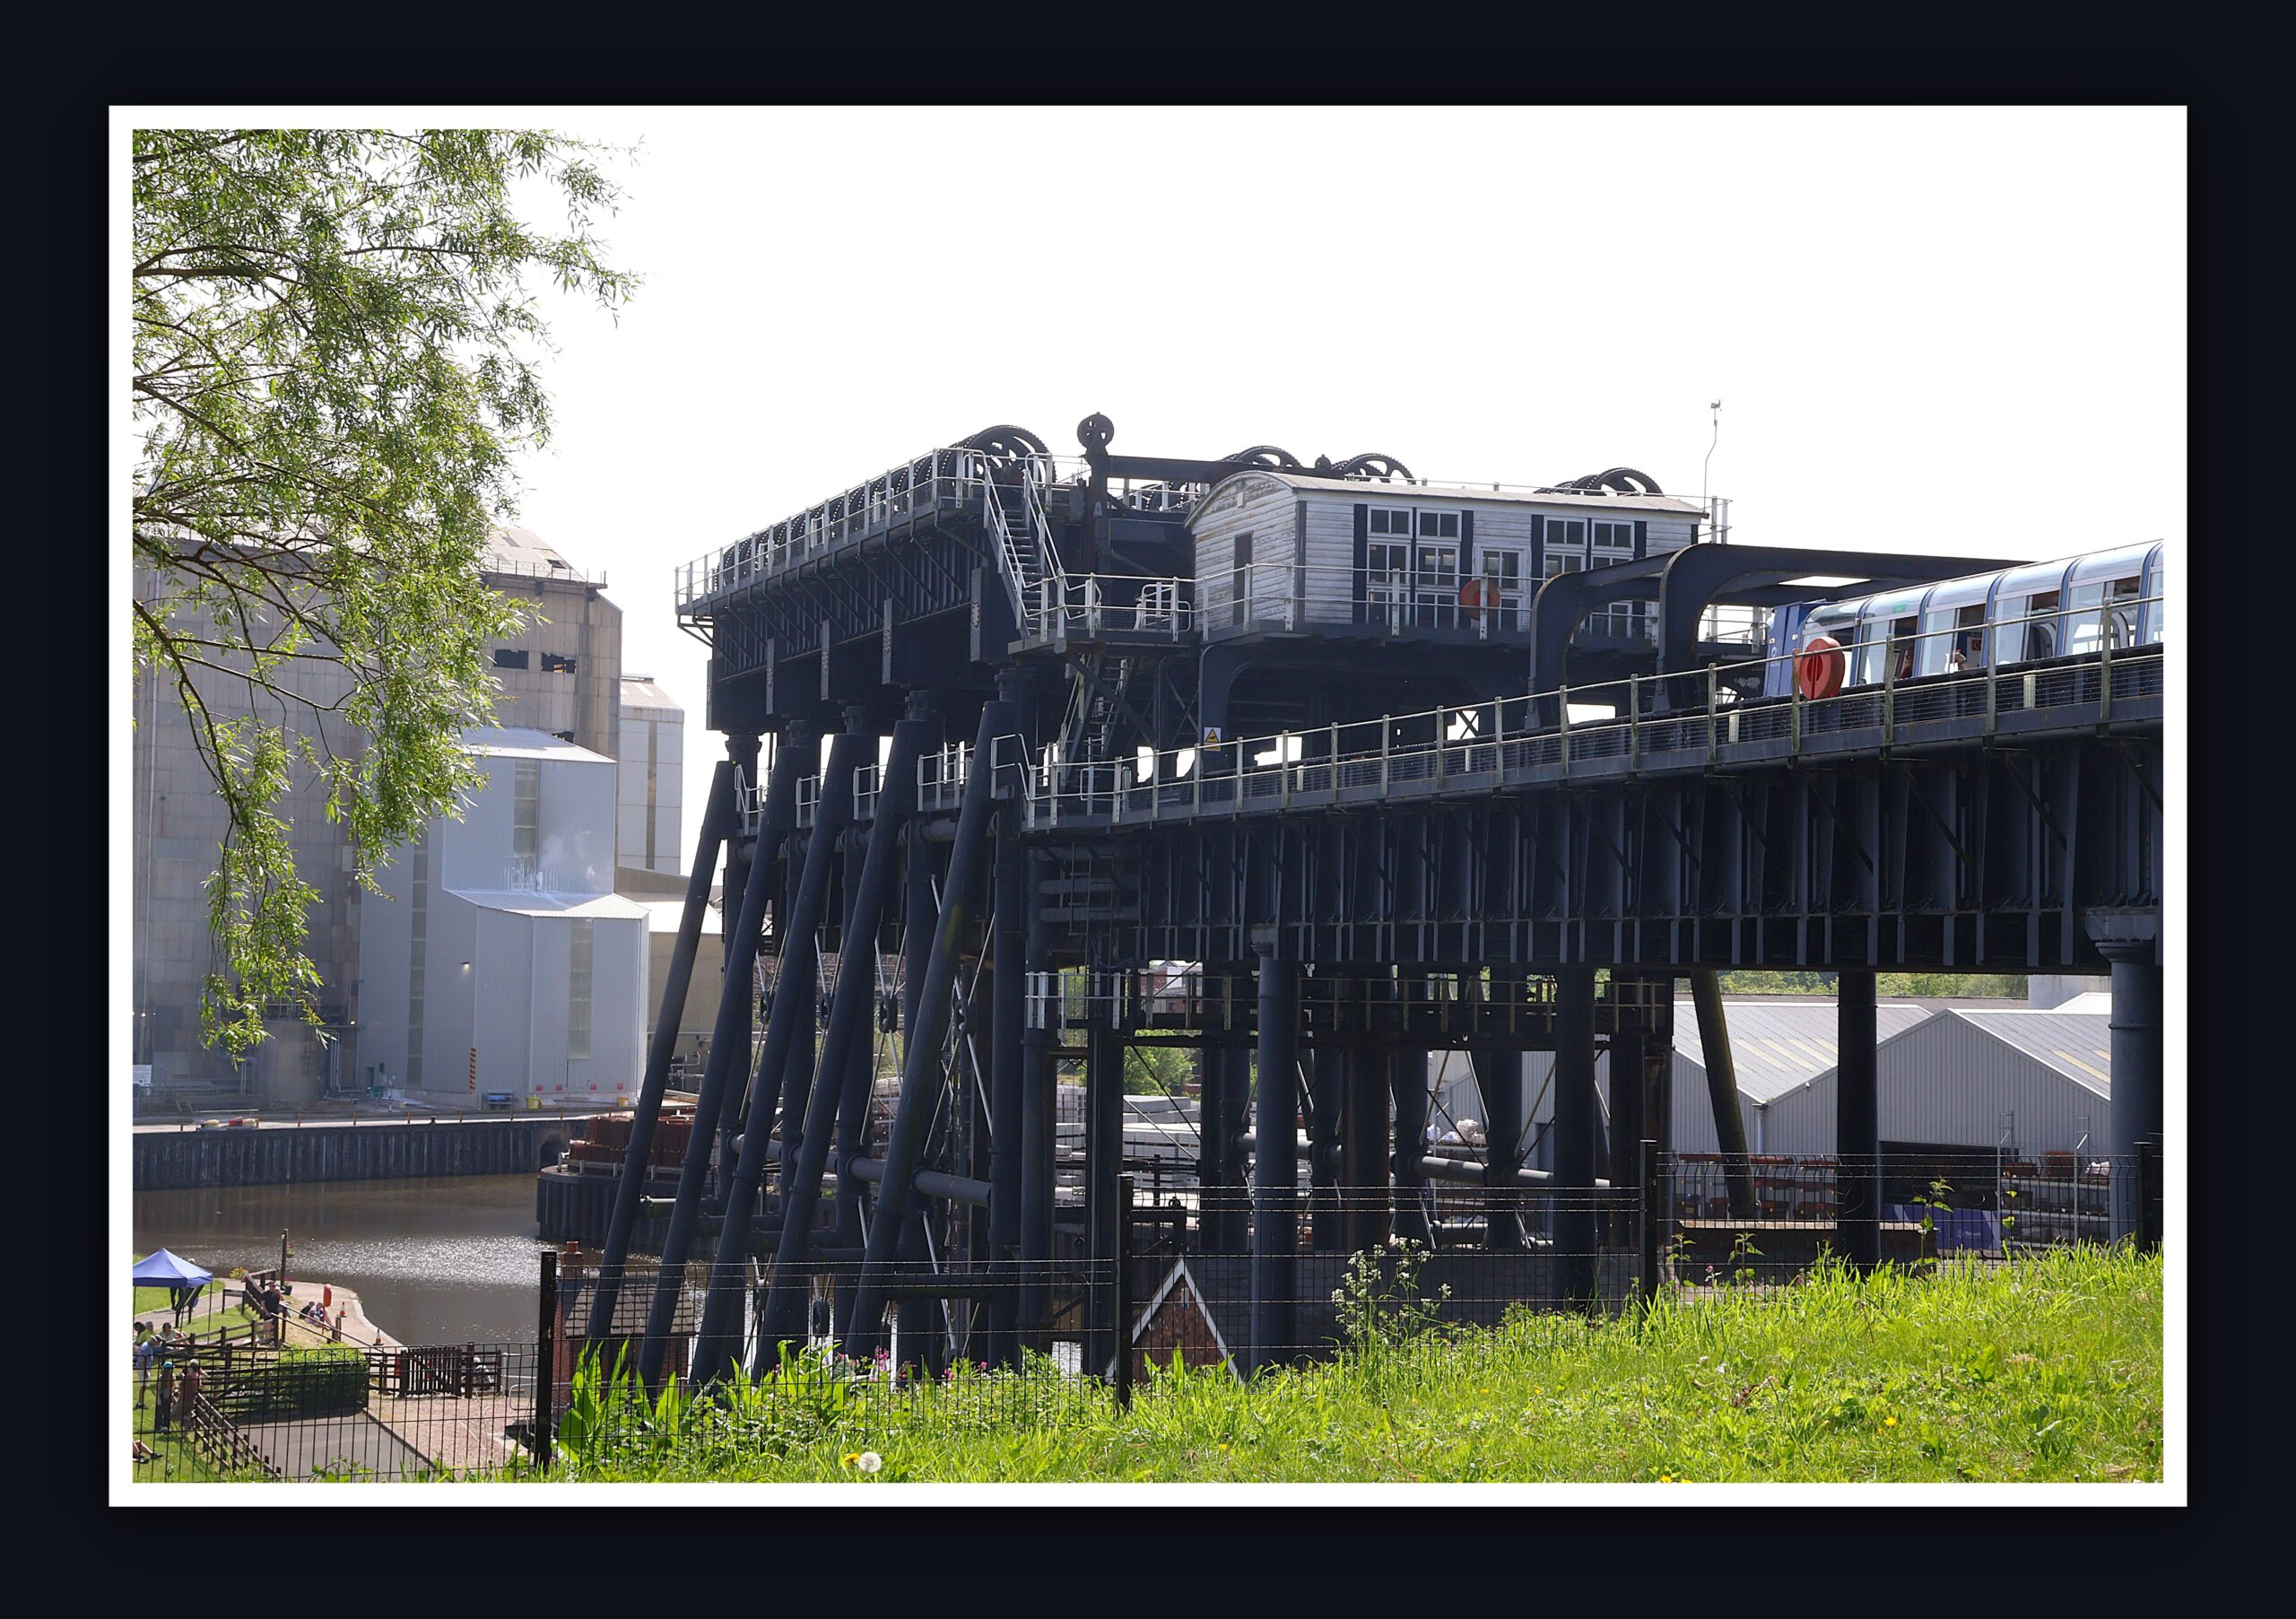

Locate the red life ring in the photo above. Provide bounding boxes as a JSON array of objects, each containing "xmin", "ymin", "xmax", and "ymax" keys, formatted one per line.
[
  {"xmin": 1459, "ymin": 578, "xmax": 1489, "ymax": 620},
  {"xmin": 1796, "ymin": 635, "xmax": 1846, "ymax": 701}
]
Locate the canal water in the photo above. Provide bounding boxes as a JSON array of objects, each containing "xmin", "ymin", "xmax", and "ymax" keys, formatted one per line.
[{"xmin": 132, "ymin": 1175, "xmax": 548, "ymax": 1345}]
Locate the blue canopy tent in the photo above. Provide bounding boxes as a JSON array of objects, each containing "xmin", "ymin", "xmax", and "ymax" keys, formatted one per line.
[
  {"xmin": 133, "ymin": 1249, "xmax": 213, "ymax": 1322},
  {"xmin": 132, "ymin": 1249, "xmax": 213, "ymax": 1288}
]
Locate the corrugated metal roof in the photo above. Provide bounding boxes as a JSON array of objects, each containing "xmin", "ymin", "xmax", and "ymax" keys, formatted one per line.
[
  {"xmin": 482, "ymin": 527, "xmax": 584, "ymax": 574},
  {"xmin": 620, "ymin": 675, "xmax": 683, "ymax": 714},
  {"xmin": 1670, "ymin": 998, "xmax": 1935, "ymax": 1103},
  {"xmin": 462, "ymin": 726, "xmax": 613, "ymax": 766},
  {"xmin": 1199, "ymin": 469, "xmax": 1705, "ymax": 516},
  {"xmin": 1950, "ymin": 1009, "xmax": 2112, "ymax": 1097}
]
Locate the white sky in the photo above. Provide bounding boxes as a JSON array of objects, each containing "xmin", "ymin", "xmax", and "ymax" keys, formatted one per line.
[{"xmin": 495, "ymin": 106, "xmax": 2185, "ymax": 840}]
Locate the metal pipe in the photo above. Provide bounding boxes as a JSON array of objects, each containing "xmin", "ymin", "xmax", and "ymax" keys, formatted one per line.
[
  {"xmin": 1690, "ymin": 970, "xmax": 1759, "ymax": 1220},
  {"xmin": 844, "ymin": 1155, "xmax": 991, "ymax": 1206},
  {"xmin": 636, "ymin": 721, "xmax": 806, "ymax": 1390},
  {"xmin": 588, "ymin": 757, "xmax": 734, "ymax": 1341},
  {"xmin": 691, "ymin": 725, "xmax": 865, "ymax": 1380},
  {"xmin": 1250, "ymin": 952, "xmax": 1300, "ymax": 1375},
  {"xmin": 839, "ymin": 699, "xmax": 1014, "ymax": 1362},
  {"xmin": 752, "ymin": 713, "xmax": 926, "ymax": 1362}
]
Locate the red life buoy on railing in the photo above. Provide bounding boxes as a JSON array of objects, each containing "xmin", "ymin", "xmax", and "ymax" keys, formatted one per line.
[
  {"xmin": 1459, "ymin": 578, "xmax": 1489, "ymax": 621},
  {"xmin": 1796, "ymin": 634, "xmax": 1846, "ymax": 701}
]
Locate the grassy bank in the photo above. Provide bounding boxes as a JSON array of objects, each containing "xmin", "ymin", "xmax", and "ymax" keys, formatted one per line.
[{"xmin": 545, "ymin": 1245, "xmax": 2162, "ymax": 1484}]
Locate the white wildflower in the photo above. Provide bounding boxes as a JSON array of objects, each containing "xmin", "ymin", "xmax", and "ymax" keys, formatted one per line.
[{"xmin": 857, "ymin": 1450, "xmax": 883, "ymax": 1475}]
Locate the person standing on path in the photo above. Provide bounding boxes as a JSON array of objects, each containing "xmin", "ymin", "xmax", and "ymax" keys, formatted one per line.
[
  {"xmin": 155, "ymin": 1360, "xmax": 177, "ymax": 1434},
  {"xmin": 133, "ymin": 1325, "xmax": 155, "ymax": 1406}
]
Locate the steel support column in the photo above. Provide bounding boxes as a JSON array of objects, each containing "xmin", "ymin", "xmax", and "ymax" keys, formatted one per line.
[
  {"xmin": 1554, "ymin": 964, "xmax": 1598, "ymax": 1307},
  {"xmin": 1609, "ymin": 985, "xmax": 1647, "ymax": 1245},
  {"xmin": 1018, "ymin": 851, "xmax": 1056, "ymax": 1352},
  {"xmin": 752, "ymin": 709, "xmax": 927, "ymax": 1364},
  {"xmin": 1476, "ymin": 1031, "xmax": 1526, "ymax": 1252},
  {"xmin": 589, "ymin": 757, "xmax": 735, "ymax": 1341},
  {"xmin": 638, "ymin": 722, "xmax": 805, "ymax": 1389},
  {"xmin": 1837, "ymin": 968, "xmax": 1881, "ymax": 1271},
  {"xmin": 1690, "ymin": 970, "xmax": 1759, "ymax": 1221},
  {"xmin": 2104, "ymin": 945, "xmax": 2163, "ymax": 1242},
  {"xmin": 1391, "ymin": 1048, "xmax": 1432, "ymax": 1247},
  {"xmin": 1250, "ymin": 951, "xmax": 1300, "ymax": 1374},
  {"xmin": 691, "ymin": 722, "xmax": 866, "ymax": 1379},
  {"xmin": 1308, "ymin": 1045, "xmax": 1344, "ymax": 1252},
  {"xmin": 1086, "ymin": 1021, "xmax": 1125, "ymax": 1378},
  {"xmin": 1342, "ymin": 1014, "xmax": 1391, "ymax": 1254},
  {"xmin": 987, "ymin": 674, "xmax": 1033, "ymax": 1366},
  {"xmin": 839, "ymin": 699, "xmax": 1014, "ymax": 1363}
]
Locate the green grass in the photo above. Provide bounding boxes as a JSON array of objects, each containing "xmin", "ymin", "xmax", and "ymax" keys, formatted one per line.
[{"xmin": 539, "ymin": 1245, "xmax": 2161, "ymax": 1484}]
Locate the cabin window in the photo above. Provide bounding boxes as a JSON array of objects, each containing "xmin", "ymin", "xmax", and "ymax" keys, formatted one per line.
[
  {"xmin": 1368, "ymin": 508, "xmax": 1411, "ymax": 538},
  {"xmin": 1482, "ymin": 550, "xmax": 1523, "ymax": 631},
  {"xmin": 1367, "ymin": 540, "xmax": 1411, "ymax": 625},
  {"xmin": 1414, "ymin": 541, "xmax": 1459, "ymax": 627},
  {"xmin": 1592, "ymin": 519, "xmax": 1634, "ymax": 555},
  {"xmin": 1416, "ymin": 510, "xmax": 1461, "ymax": 541}
]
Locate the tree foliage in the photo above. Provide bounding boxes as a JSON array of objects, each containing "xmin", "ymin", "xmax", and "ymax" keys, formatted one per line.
[{"xmin": 132, "ymin": 129, "xmax": 636, "ymax": 1056}]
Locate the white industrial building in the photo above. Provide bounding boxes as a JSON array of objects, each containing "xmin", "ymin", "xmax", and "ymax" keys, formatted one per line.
[
  {"xmin": 358, "ymin": 728, "xmax": 647, "ymax": 1106},
  {"xmin": 617, "ymin": 675, "xmax": 686, "ymax": 883},
  {"xmin": 1429, "ymin": 995, "xmax": 2114, "ymax": 1167},
  {"xmin": 133, "ymin": 530, "xmax": 622, "ymax": 1102}
]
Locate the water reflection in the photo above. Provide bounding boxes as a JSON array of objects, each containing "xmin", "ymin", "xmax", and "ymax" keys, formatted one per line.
[{"xmin": 132, "ymin": 1175, "xmax": 547, "ymax": 1345}]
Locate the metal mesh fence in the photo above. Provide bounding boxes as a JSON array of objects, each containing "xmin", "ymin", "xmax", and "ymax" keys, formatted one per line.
[{"xmin": 128, "ymin": 1149, "xmax": 2156, "ymax": 1482}]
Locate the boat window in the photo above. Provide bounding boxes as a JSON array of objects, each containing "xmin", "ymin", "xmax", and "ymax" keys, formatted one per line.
[
  {"xmin": 1889, "ymin": 617, "xmax": 1918, "ymax": 683},
  {"xmin": 2146, "ymin": 557, "xmax": 2166, "ymax": 645},
  {"xmin": 2105, "ymin": 576, "xmax": 2142, "ymax": 649},
  {"xmin": 1952, "ymin": 605, "xmax": 1987, "ymax": 670}
]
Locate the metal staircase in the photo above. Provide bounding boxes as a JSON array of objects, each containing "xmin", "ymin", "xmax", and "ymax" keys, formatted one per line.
[{"xmin": 983, "ymin": 460, "xmax": 1063, "ymax": 641}]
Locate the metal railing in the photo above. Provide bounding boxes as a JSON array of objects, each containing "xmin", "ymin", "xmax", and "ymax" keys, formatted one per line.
[
  {"xmin": 674, "ymin": 446, "xmax": 1022, "ymax": 610},
  {"xmin": 1010, "ymin": 596, "xmax": 2163, "ymax": 826},
  {"xmin": 484, "ymin": 557, "xmax": 607, "ymax": 587},
  {"xmin": 1026, "ymin": 965, "xmax": 1674, "ymax": 1035}
]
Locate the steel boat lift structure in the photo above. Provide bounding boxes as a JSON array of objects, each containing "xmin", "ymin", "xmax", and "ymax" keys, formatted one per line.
[{"xmin": 580, "ymin": 416, "xmax": 2165, "ymax": 1386}]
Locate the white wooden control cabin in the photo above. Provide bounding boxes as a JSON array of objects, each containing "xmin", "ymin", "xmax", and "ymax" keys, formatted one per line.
[{"xmin": 1185, "ymin": 471, "xmax": 1705, "ymax": 641}]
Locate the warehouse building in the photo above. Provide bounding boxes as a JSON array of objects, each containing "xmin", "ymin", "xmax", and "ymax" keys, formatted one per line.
[{"xmin": 1429, "ymin": 994, "xmax": 2113, "ymax": 1170}]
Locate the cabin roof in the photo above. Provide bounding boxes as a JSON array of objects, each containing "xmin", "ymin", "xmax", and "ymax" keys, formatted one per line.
[{"xmin": 1187, "ymin": 468, "xmax": 1705, "ymax": 529}]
